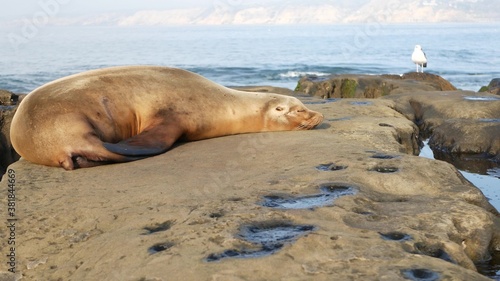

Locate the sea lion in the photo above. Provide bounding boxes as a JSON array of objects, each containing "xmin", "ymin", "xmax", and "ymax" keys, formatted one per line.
[{"xmin": 10, "ymin": 66, "xmax": 323, "ymax": 170}]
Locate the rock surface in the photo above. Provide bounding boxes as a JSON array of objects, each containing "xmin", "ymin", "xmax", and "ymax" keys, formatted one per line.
[
  {"xmin": 479, "ymin": 78, "xmax": 500, "ymax": 95},
  {"xmin": 295, "ymin": 72, "xmax": 456, "ymax": 99},
  {"xmin": 386, "ymin": 91, "xmax": 500, "ymax": 166},
  {"xmin": 0, "ymin": 94, "xmax": 498, "ymax": 281},
  {"xmin": 0, "ymin": 90, "xmax": 22, "ymax": 177},
  {"xmin": 296, "ymin": 73, "xmax": 500, "ymax": 165}
]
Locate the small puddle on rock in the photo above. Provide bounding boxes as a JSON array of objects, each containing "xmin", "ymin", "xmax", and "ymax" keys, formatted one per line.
[
  {"xmin": 206, "ymin": 222, "xmax": 315, "ymax": 262},
  {"xmin": 143, "ymin": 220, "xmax": 174, "ymax": 235},
  {"xmin": 379, "ymin": 123, "xmax": 394, "ymax": 128},
  {"xmin": 148, "ymin": 242, "xmax": 174, "ymax": 254},
  {"xmin": 371, "ymin": 153, "xmax": 399, "ymax": 160},
  {"xmin": 379, "ymin": 232, "xmax": 412, "ymax": 242},
  {"xmin": 370, "ymin": 167, "xmax": 399, "ymax": 173},
  {"xmin": 315, "ymin": 162, "xmax": 348, "ymax": 171},
  {"xmin": 464, "ymin": 96, "xmax": 500, "ymax": 101},
  {"xmin": 260, "ymin": 183, "xmax": 357, "ymax": 210},
  {"xmin": 351, "ymin": 101, "xmax": 373, "ymax": 106},
  {"xmin": 401, "ymin": 268, "xmax": 440, "ymax": 281},
  {"xmin": 303, "ymin": 98, "xmax": 339, "ymax": 105},
  {"xmin": 479, "ymin": 118, "xmax": 500, "ymax": 123}
]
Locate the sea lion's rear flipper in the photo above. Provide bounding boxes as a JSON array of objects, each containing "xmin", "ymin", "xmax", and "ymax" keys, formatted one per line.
[{"xmin": 103, "ymin": 124, "xmax": 182, "ymax": 157}]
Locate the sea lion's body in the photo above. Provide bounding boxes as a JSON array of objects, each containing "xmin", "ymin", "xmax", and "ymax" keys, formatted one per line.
[{"xmin": 10, "ymin": 66, "xmax": 323, "ymax": 170}]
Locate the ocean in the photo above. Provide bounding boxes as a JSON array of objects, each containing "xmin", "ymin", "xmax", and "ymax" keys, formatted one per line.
[{"xmin": 0, "ymin": 23, "xmax": 499, "ymax": 93}]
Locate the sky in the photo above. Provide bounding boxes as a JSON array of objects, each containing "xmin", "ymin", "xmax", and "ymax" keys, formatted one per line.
[
  {"xmin": 0, "ymin": 0, "xmax": 209, "ymax": 20},
  {"xmin": 1, "ymin": 0, "xmax": 495, "ymax": 24},
  {"xmin": 2, "ymin": 0, "xmax": 350, "ymax": 20}
]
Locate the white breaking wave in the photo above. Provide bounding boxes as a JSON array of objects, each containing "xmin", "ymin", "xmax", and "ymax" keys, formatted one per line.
[{"xmin": 279, "ymin": 71, "xmax": 330, "ymax": 79}]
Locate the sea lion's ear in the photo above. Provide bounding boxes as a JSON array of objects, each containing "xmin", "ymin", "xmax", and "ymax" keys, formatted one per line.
[{"xmin": 275, "ymin": 106, "xmax": 284, "ymax": 111}]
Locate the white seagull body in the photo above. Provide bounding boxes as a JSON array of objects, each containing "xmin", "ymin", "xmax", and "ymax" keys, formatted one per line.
[{"xmin": 412, "ymin": 45, "xmax": 427, "ymax": 73}]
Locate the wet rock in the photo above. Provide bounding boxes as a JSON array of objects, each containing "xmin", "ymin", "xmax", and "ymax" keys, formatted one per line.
[
  {"xmin": 387, "ymin": 91, "xmax": 500, "ymax": 164},
  {"xmin": 0, "ymin": 91, "xmax": 25, "ymax": 178},
  {"xmin": 479, "ymin": 78, "xmax": 500, "ymax": 95},
  {"xmin": 295, "ymin": 72, "xmax": 456, "ymax": 99},
  {"xmin": 0, "ymin": 109, "xmax": 19, "ymax": 178},
  {"xmin": 0, "ymin": 90, "xmax": 15, "ymax": 105}
]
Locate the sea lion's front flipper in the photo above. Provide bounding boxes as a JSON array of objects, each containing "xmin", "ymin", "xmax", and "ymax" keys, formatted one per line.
[
  {"xmin": 103, "ymin": 124, "xmax": 182, "ymax": 157},
  {"xmin": 103, "ymin": 141, "xmax": 167, "ymax": 156}
]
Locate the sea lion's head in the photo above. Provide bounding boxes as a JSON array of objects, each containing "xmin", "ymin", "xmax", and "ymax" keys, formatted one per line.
[{"xmin": 264, "ymin": 95, "xmax": 324, "ymax": 130}]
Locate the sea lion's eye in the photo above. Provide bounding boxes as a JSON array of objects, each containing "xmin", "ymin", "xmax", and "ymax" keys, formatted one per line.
[
  {"xmin": 276, "ymin": 106, "xmax": 284, "ymax": 111},
  {"xmin": 297, "ymin": 109, "xmax": 306, "ymax": 113}
]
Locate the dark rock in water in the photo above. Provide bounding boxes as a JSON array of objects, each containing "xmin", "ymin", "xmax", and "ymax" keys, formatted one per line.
[
  {"xmin": 295, "ymin": 72, "xmax": 456, "ymax": 99},
  {"xmin": 479, "ymin": 78, "xmax": 500, "ymax": 95}
]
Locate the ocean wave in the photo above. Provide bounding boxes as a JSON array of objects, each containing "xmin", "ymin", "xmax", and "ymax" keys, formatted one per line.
[{"xmin": 278, "ymin": 71, "xmax": 331, "ymax": 79}]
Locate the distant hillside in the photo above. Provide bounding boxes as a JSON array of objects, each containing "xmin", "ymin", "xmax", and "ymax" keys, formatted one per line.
[{"xmin": 3, "ymin": 0, "xmax": 499, "ymax": 26}]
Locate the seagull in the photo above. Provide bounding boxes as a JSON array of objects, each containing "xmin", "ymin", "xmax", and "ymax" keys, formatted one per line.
[{"xmin": 412, "ymin": 45, "xmax": 427, "ymax": 73}]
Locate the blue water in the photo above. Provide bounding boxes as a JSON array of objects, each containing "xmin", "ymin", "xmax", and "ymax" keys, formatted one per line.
[
  {"xmin": 420, "ymin": 141, "xmax": 500, "ymax": 211},
  {"xmin": 0, "ymin": 23, "xmax": 499, "ymax": 93}
]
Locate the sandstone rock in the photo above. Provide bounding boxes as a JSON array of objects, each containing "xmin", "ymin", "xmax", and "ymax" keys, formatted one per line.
[
  {"xmin": 295, "ymin": 72, "xmax": 456, "ymax": 99},
  {"xmin": 386, "ymin": 91, "xmax": 500, "ymax": 165},
  {"xmin": 0, "ymin": 96, "xmax": 497, "ymax": 280},
  {"xmin": 0, "ymin": 90, "xmax": 24, "ymax": 178},
  {"xmin": 479, "ymin": 78, "xmax": 500, "ymax": 95},
  {"xmin": 0, "ymin": 109, "xmax": 19, "ymax": 177},
  {"xmin": 0, "ymin": 90, "xmax": 24, "ymax": 106},
  {"xmin": 0, "ymin": 90, "xmax": 15, "ymax": 105}
]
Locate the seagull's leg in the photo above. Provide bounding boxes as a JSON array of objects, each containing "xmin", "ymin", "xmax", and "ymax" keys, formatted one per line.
[
  {"xmin": 421, "ymin": 64, "xmax": 424, "ymax": 73},
  {"xmin": 416, "ymin": 64, "xmax": 418, "ymax": 72}
]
